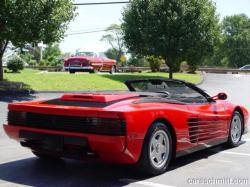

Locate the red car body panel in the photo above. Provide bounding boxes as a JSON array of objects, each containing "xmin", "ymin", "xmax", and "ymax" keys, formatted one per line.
[
  {"xmin": 64, "ymin": 55, "xmax": 116, "ymax": 72},
  {"xmin": 3, "ymin": 90, "xmax": 249, "ymax": 164}
]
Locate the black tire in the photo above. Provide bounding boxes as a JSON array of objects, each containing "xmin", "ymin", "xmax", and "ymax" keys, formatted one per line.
[
  {"xmin": 69, "ymin": 70, "xmax": 75, "ymax": 74},
  {"xmin": 89, "ymin": 69, "xmax": 97, "ymax": 74},
  {"xmin": 137, "ymin": 122, "xmax": 173, "ymax": 176},
  {"xmin": 109, "ymin": 66, "xmax": 115, "ymax": 74},
  {"xmin": 32, "ymin": 151, "xmax": 61, "ymax": 160},
  {"xmin": 227, "ymin": 111, "xmax": 243, "ymax": 147}
]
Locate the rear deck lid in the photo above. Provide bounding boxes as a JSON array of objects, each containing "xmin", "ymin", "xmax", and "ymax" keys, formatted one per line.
[
  {"xmin": 60, "ymin": 93, "xmax": 139, "ymax": 102},
  {"xmin": 41, "ymin": 93, "xmax": 139, "ymax": 108}
]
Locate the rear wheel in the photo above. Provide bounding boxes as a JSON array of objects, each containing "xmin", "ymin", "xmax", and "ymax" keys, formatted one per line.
[
  {"xmin": 32, "ymin": 151, "xmax": 61, "ymax": 160},
  {"xmin": 137, "ymin": 122, "xmax": 173, "ymax": 176},
  {"xmin": 89, "ymin": 69, "xmax": 97, "ymax": 74},
  {"xmin": 227, "ymin": 111, "xmax": 243, "ymax": 147}
]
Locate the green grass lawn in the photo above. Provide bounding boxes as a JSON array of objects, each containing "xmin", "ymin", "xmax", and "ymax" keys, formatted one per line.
[{"xmin": 3, "ymin": 69, "xmax": 202, "ymax": 91}]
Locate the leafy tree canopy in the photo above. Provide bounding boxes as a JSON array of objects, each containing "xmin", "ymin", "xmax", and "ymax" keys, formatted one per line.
[
  {"xmin": 0, "ymin": 0, "xmax": 76, "ymax": 80},
  {"xmin": 222, "ymin": 14, "xmax": 250, "ymax": 68},
  {"xmin": 122, "ymin": 0, "xmax": 220, "ymax": 78},
  {"xmin": 101, "ymin": 24, "xmax": 126, "ymax": 65},
  {"xmin": 41, "ymin": 43, "xmax": 62, "ymax": 66}
]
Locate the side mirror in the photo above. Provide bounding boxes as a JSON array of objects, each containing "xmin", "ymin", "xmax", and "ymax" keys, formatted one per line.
[{"xmin": 211, "ymin": 92, "xmax": 227, "ymax": 101}]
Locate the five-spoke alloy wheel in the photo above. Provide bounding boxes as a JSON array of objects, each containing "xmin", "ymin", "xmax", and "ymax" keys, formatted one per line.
[
  {"xmin": 137, "ymin": 122, "xmax": 173, "ymax": 175},
  {"xmin": 149, "ymin": 129, "xmax": 170, "ymax": 169},
  {"xmin": 227, "ymin": 111, "xmax": 243, "ymax": 147}
]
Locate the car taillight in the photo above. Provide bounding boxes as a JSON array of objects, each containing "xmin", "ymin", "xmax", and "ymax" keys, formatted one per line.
[
  {"xmin": 8, "ymin": 111, "xmax": 27, "ymax": 125},
  {"xmin": 64, "ymin": 59, "xmax": 69, "ymax": 66},
  {"xmin": 88, "ymin": 117, "xmax": 126, "ymax": 135},
  {"xmin": 8, "ymin": 111, "xmax": 126, "ymax": 136}
]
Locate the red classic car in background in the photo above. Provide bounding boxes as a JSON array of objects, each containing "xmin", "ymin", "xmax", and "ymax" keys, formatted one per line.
[{"xmin": 64, "ymin": 51, "xmax": 116, "ymax": 74}]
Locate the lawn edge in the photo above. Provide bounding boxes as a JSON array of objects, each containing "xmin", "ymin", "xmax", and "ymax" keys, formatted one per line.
[{"xmin": 0, "ymin": 73, "xmax": 204, "ymax": 95}]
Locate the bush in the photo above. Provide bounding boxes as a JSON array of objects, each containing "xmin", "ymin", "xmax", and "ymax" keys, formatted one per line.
[
  {"xmin": 146, "ymin": 56, "xmax": 164, "ymax": 72},
  {"xmin": 47, "ymin": 56, "xmax": 63, "ymax": 67},
  {"xmin": 7, "ymin": 57, "xmax": 24, "ymax": 73},
  {"xmin": 39, "ymin": 60, "xmax": 48, "ymax": 66},
  {"xmin": 28, "ymin": 60, "xmax": 37, "ymax": 66},
  {"xmin": 180, "ymin": 61, "xmax": 190, "ymax": 73},
  {"xmin": 20, "ymin": 53, "xmax": 34, "ymax": 65},
  {"xmin": 188, "ymin": 64, "xmax": 197, "ymax": 74},
  {"xmin": 127, "ymin": 56, "xmax": 149, "ymax": 67}
]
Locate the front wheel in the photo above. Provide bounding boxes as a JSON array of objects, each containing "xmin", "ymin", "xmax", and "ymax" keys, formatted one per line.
[
  {"xmin": 109, "ymin": 66, "xmax": 115, "ymax": 74},
  {"xmin": 89, "ymin": 69, "xmax": 97, "ymax": 74},
  {"xmin": 227, "ymin": 111, "xmax": 243, "ymax": 147},
  {"xmin": 69, "ymin": 69, "xmax": 75, "ymax": 74},
  {"xmin": 137, "ymin": 122, "xmax": 173, "ymax": 176}
]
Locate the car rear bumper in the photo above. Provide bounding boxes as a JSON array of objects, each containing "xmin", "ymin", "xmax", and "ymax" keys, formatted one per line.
[
  {"xmin": 3, "ymin": 124, "xmax": 137, "ymax": 164},
  {"xmin": 64, "ymin": 66, "xmax": 94, "ymax": 71}
]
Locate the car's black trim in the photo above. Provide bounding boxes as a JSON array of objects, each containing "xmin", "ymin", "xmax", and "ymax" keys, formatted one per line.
[
  {"xmin": 19, "ymin": 131, "xmax": 97, "ymax": 159},
  {"xmin": 8, "ymin": 111, "xmax": 126, "ymax": 136},
  {"xmin": 176, "ymin": 138, "xmax": 228, "ymax": 157},
  {"xmin": 20, "ymin": 131, "xmax": 88, "ymax": 147},
  {"xmin": 42, "ymin": 99, "xmax": 112, "ymax": 108},
  {"xmin": 42, "ymin": 95, "xmax": 138, "ymax": 108},
  {"xmin": 133, "ymin": 97, "xmax": 186, "ymax": 105}
]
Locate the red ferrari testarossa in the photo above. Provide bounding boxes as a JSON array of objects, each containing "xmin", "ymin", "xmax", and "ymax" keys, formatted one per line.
[{"xmin": 3, "ymin": 79, "xmax": 249, "ymax": 175}]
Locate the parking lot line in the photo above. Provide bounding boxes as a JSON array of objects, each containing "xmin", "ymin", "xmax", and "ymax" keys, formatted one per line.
[
  {"xmin": 214, "ymin": 159, "xmax": 233, "ymax": 163},
  {"xmin": 120, "ymin": 179, "xmax": 176, "ymax": 187},
  {"xmin": 221, "ymin": 151, "xmax": 250, "ymax": 157}
]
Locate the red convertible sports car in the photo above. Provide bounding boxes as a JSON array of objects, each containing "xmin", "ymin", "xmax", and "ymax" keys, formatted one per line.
[
  {"xmin": 3, "ymin": 79, "xmax": 249, "ymax": 175},
  {"xmin": 64, "ymin": 51, "xmax": 116, "ymax": 74}
]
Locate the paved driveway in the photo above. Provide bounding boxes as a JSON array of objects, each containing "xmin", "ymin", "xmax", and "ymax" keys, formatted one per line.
[{"xmin": 0, "ymin": 73, "xmax": 249, "ymax": 187}]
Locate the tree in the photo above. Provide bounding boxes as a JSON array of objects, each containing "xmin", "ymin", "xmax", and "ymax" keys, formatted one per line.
[
  {"xmin": 122, "ymin": 0, "xmax": 220, "ymax": 78},
  {"xmin": 127, "ymin": 55, "xmax": 149, "ymax": 67},
  {"xmin": 19, "ymin": 52, "xmax": 36, "ymax": 66},
  {"xmin": 101, "ymin": 24, "xmax": 126, "ymax": 65},
  {"xmin": 0, "ymin": 0, "xmax": 76, "ymax": 81},
  {"xmin": 105, "ymin": 48, "xmax": 120, "ymax": 60},
  {"xmin": 43, "ymin": 43, "xmax": 62, "ymax": 66},
  {"xmin": 202, "ymin": 39, "xmax": 229, "ymax": 67},
  {"xmin": 222, "ymin": 14, "xmax": 250, "ymax": 68},
  {"xmin": 146, "ymin": 56, "xmax": 164, "ymax": 72}
]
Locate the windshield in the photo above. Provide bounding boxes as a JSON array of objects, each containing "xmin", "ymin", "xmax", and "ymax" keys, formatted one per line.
[
  {"xmin": 75, "ymin": 52, "xmax": 96, "ymax": 57},
  {"xmin": 125, "ymin": 79, "xmax": 209, "ymax": 103}
]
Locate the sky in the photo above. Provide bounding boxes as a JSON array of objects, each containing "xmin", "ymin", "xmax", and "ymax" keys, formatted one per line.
[{"xmin": 59, "ymin": 0, "xmax": 250, "ymax": 54}]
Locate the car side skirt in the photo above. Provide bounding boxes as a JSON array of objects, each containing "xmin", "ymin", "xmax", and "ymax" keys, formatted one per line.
[{"xmin": 176, "ymin": 138, "xmax": 228, "ymax": 158}]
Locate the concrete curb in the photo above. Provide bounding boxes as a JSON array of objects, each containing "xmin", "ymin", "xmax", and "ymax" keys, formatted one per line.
[
  {"xmin": 0, "ymin": 90, "xmax": 35, "ymax": 96},
  {"xmin": 196, "ymin": 71, "xmax": 206, "ymax": 86}
]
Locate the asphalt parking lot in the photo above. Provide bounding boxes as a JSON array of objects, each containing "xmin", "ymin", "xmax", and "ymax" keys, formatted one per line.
[{"xmin": 0, "ymin": 73, "xmax": 250, "ymax": 187}]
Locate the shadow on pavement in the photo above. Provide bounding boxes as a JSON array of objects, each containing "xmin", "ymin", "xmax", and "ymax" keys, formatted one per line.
[
  {"xmin": 0, "ymin": 94, "xmax": 36, "ymax": 103},
  {"xmin": 0, "ymin": 157, "xmax": 146, "ymax": 187},
  {"xmin": 0, "ymin": 144, "xmax": 240, "ymax": 187},
  {"xmin": 169, "ymin": 143, "xmax": 245, "ymax": 171}
]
